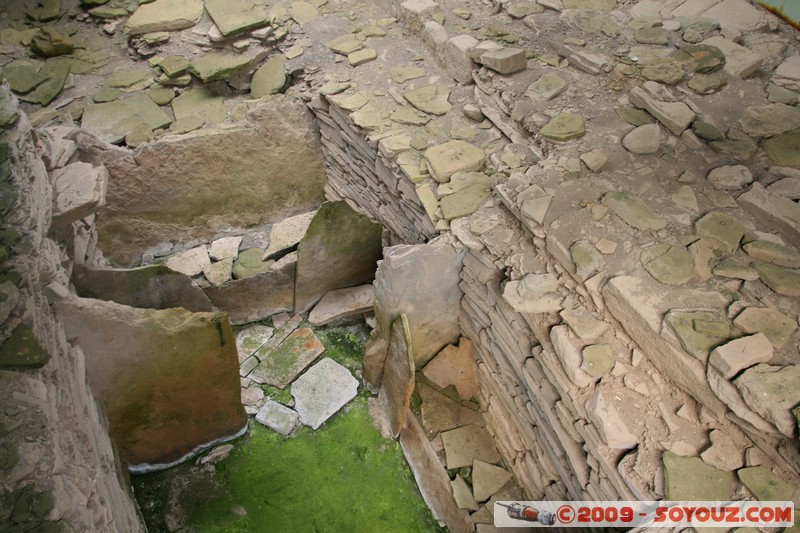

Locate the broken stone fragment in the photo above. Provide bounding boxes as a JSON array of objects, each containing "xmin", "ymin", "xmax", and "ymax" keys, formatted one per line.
[
  {"xmin": 641, "ymin": 243, "xmax": 694, "ymax": 285},
  {"xmin": 687, "ymin": 73, "xmax": 727, "ymax": 95},
  {"xmin": 402, "ymin": 84, "xmax": 452, "ymax": 115},
  {"xmin": 712, "ymin": 258, "xmax": 758, "ymax": 280},
  {"xmin": 480, "ymin": 47, "xmax": 527, "ymax": 75},
  {"xmin": 581, "ymin": 344, "xmax": 615, "ymax": 378},
  {"xmin": 580, "ymin": 149, "xmax": 607, "ymax": 172},
  {"xmin": 526, "ymin": 72, "xmax": 567, "ymax": 101},
  {"xmin": 743, "ymin": 240, "xmax": 800, "ymax": 268},
  {"xmin": 663, "ymin": 452, "xmax": 736, "ymax": 500},
  {"xmin": 570, "ymin": 240, "xmax": 604, "ymax": 280},
  {"xmin": 603, "ymin": 191, "xmax": 666, "ymax": 231},
  {"xmin": 164, "ymin": 246, "xmax": 210, "ymax": 277},
  {"xmin": 50, "ymin": 162, "xmax": 107, "ymax": 230},
  {"xmin": 250, "ymin": 327, "xmax": 324, "ymax": 388},
  {"xmin": 190, "ymin": 52, "xmax": 256, "ymax": 83},
  {"xmin": 664, "ymin": 309, "xmax": 739, "ymax": 361},
  {"xmin": 424, "ymin": 140, "xmax": 485, "ymax": 183},
  {"xmin": 0, "ymin": 326, "xmax": 51, "ymax": 369},
  {"xmin": 255, "ymin": 400, "xmax": 299, "ymax": 436},
  {"xmin": 761, "ymin": 129, "xmax": 800, "ymax": 168},
  {"xmin": 540, "ymin": 112, "xmax": 585, "ymax": 141},
  {"xmin": 585, "ymin": 389, "xmax": 638, "ymax": 449},
  {"xmin": 308, "ymin": 284, "xmax": 373, "ymax": 326},
  {"xmin": 205, "ymin": 0, "xmax": 268, "ymax": 36},
  {"xmin": 378, "ymin": 314, "xmax": 415, "ymax": 438},
  {"xmin": 733, "ymin": 306, "xmax": 797, "ymax": 349},
  {"xmin": 250, "ymin": 54, "xmax": 287, "ymax": 98},
  {"xmin": 290, "ymin": 1, "xmax": 318, "ymax": 26},
  {"xmin": 348, "ymin": 48, "xmax": 377, "ymax": 66},
  {"xmin": 502, "ymin": 273, "xmax": 563, "ymax": 314},
  {"xmin": 752, "ymin": 262, "xmax": 800, "ymax": 297},
  {"xmin": 771, "ymin": 55, "xmax": 800, "ymax": 92},
  {"xmin": 735, "ymin": 364, "xmax": 800, "ymax": 437},
  {"xmin": 695, "ymin": 121, "xmax": 726, "ymax": 143},
  {"xmin": 694, "ymin": 210, "xmax": 746, "ymax": 252},
  {"xmin": 30, "ymin": 28, "xmax": 74, "ymax": 57},
  {"xmin": 444, "ymin": 34, "xmax": 479, "ymax": 85},
  {"xmin": 738, "ymin": 466, "xmax": 794, "ymax": 502},
  {"xmin": 421, "ymin": 337, "xmax": 478, "ymax": 401},
  {"xmin": 700, "ymin": 36, "xmax": 762, "ymax": 78},
  {"xmin": 709, "ymin": 333, "xmax": 773, "ymax": 379},
  {"xmin": 700, "ymin": 429, "xmax": 744, "ymax": 471},
  {"xmin": 292, "ymin": 358, "xmax": 358, "ymax": 430},
  {"xmin": 707, "ymin": 164, "xmax": 753, "ymax": 190},
  {"xmin": 740, "ymin": 104, "xmax": 800, "ymax": 139},
  {"xmin": 81, "ymin": 93, "xmax": 172, "ymax": 144},
  {"xmin": 441, "ymin": 425, "xmax": 501, "ymax": 469},
  {"xmin": 629, "ymin": 81, "xmax": 695, "ymax": 136}
]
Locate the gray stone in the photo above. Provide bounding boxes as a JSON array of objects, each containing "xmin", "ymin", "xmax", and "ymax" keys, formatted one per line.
[
  {"xmin": 709, "ymin": 333, "xmax": 773, "ymax": 379},
  {"xmin": 236, "ymin": 324, "xmax": 274, "ymax": 361},
  {"xmin": 604, "ymin": 191, "xmax": 666, "ymax": 231},
  {"xmin": 739, "ymin": 104, "xmax": 800, "ymax": 138},
  {"xmin": 124, "ymin": 0, "xmax": 204, "ymax": 35},
  {"xmin": 580, "ymin": 149, "xmax": 607, "ymax": 172},
  {"xmin": 472, "ymin": 461, "xmax": 513, "ymax": 502},
  {"xmin": 694, "ymin": 210, "xmax": 746, "ymax": 252},
  {"xmin": 378, "ymin": 314, "xmax": 415, "ymax": 438},
  {"xmin": 0, "ymin": 281, "xmax": 19, "ymax": 325},
  {"xmin": 294, "ymin": 201, "xmax": 383, "ymax": 313},
  {"xmin": 710, "ymin": 128, "xmax": 759, "ymax": 159},
  {"xmin": 440, "ymin": 177, "xmax": 496, "ymax": 221},
  {"xmin": 480, "ymin": 48, "xmax": 527, "ymax": 75},
  {"xmin": 734, "ymin": 307, "xmax": 797, "ymax": 349},
  {"xmin": 205, "ymin": 260, "xmax": 294, "ymax": 325},
  {"xmin": 766, "ymin": 84, "xmax": 797, "ymax": 105},
  {"xmin": 30, "ymin": 28, "xmax": 74, "ymax": 58},
  {"xmin": 772, "ymin": 55, "xmax": 800, "ymax": 92},
  {"xmin": 403, "ymin": 85, "xmax": 452, "ymax": 115},
  {"xmin": 735, "ymin": 364, "xmax": 800, "ymax": 437},
  {"xmin": 251, "ymin": 54, "xmax": 286, "ymax": 98},
  {"xmin": 700, "ymin": 429, "xmax": 744, "ymax": 471},
  {"xmin": 503, "ymin": 273, "xmax": 563, "ymax": 314},
  {"xmin": 678, "ymin": 44, "xmax": 726, "ymax": 73},
  {"xmin": 290, "ymin": 1, "xmax": 318, "ymax": 26},
  {"xmin": 507, "ymin": 1, "xmax": 543, "ymax": 18},
  {"xmin": 263, "ymin": 210, "xmax": 316, "ymax": 260},
  {"xmin": 73, "ymin": 264, "xmax": 213, "ymax": 312},
  {"xmin": 255, "ymin": 400, "xmax": 299, "ymax": 436},
  {"xmin": 292, "ymin": 358, "xmax": 359, "ymax": 429},
  {"xmin": 712, "ymin": 258, "xmax": 758, "ymax": 280},
  {"xmin": 702, "ymin": 0, "xmax": 769, "ymax": 35},
  {"xmin": 441, "ymin": 425, "xmax": 501, "ymax": 469},
  {"xmin": 202, "ymin": 258, "xmax": 233, "ymax": 287},
  {"xmin": 693, "ymin": 120, "xmax": 724, "ymax": 141},
  {"xmin": 451, "ymin": 476, "xmax": 478, "ymax": 511},
  {"xmin": 768, "ymin": 177, "xmax": 800, "ymax": 200},
  {"xmin": 700, "ymin": 36, "xmax": 762, "ymax": 78},
  {"xmin": 753, "ymin": 263, "xmax": 800, "ymax": 297},
  {"xmin": 424, "ymin": 140, "xmax": 485, "ymax": 183},
  {"xmin": 326, "ymin": 34, "xmax": 364, "ymax": 55},
  {"xmin": 308, "ymin": 284, "xmax": 373, "ymax": 326},
  {"xmin": 629, "ymin": 81, "xmax": 695, "ymax": 135},
  {"xmin": 616, "ymin": 107, "xmax": 654, "ymax": 127},
  {"xmin": 570, "ymin": 240, "xmax": 604, "ymax": 279},
  {"xmin": 527, "ymin": 72, "xmax": 567, "ymax": 101},
  {"xmin": 551, "ymin": 325, "xmax": 595, "ymax": 387},
  {"xmin": 762, "ymin": 129, "xmax": 800, "ymax": 168},
  {"xmin": 540, "ymin": 112, "xmax": 585, "ymax": 141},
  {"xmin": 164, "ymin": 246, "xmax": 210, "ymax": 277},
  {"xmin": 81, "ymin": 94, "xmax": 172, "ymax": 144},
  {"xmin": 663, "ymin": 452, "xmax": 736, "ymax": 500},
  {"xmin": 707, "ymin": 164, "xmax": 753, "ymax": 190},
  {"xmin": 57, "ymin": 296, "xmax": 245, "ymax": 466},
  {"xmin": 390, "ymin": 65, "xmax": 426, "ymax": 84},
  {"xmin": 560, "ymin": 309, "xmax": 609, "ymax": 340},
  {"xmin": 642, "ymin": 59, "xmax": 685, "ymax": 85},
  {"xmin": 51, "ymin": 162, "xmax": 107, "ymax": 229},
  {"xmin": 209, "ymin": 236, "xmax": 242, "ymax": 261},
  {"xmin": 418, "ymin": 382, "xmax": 482, "ymax": 434},
  {"xmin": 622, "ymin": 123, "xmax": 661, "ymax": 154},
  {"xmin": 348, "ymin": 48, "xmax": 377, "ymax": 66},
  {"xmin": 372, "ymin": 239, "xmax": 464, "ymax": 368},
  {"xmin": 635, "ymin": 27, "xmax": 670, "ymax": 45},
  {"xmin": 250, "ymin": 327, "xmax": 324, "ymax": 388},
  {"xmin": 688, "ymin": 73, "xmax": 727, "ymax": 95},
  {"xmin": 205, "ymin": 0, "xmax": 268, "ymax": 36}
]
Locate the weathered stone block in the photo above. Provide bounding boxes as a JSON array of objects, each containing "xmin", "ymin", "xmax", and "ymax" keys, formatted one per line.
[
  {"xmin": 444, "ymin": 34, "xmax": 479, "ymax": 84},
  {"xmin": 205, "ymin": 260, "xmax": 295, "ymax": 325}
]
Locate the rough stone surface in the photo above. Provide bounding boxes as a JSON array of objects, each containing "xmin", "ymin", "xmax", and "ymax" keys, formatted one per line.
[
  {"xmin": 294, "ymin": 201, "xmax": 383, "ymax": 313},
  {"xmin": 378, "ymin": 314, "xmax": 415, "ymax": 438},
  {"xmin": 263, "ymin": 210, "xmax": 316, "ymax": 259},
  {"xmin": 309, "ymin": 284, "xmax": 374, "ymax": 326},
  {"xmin": 424, "ymin": 140, "xmax": 485, "ymax": 182},
  {"xmin": 57, "ymin": 296, "xmax": 246, "ymax": 466},
  {"xmin": 164, "ymin": 246, "xmax": 210, "ymax": 277},
  {"xmin": 540, "ymin": 112, "xmax": 585, "ymax": 141},
  {"xmin": 205, "ymin": 260, "xmax": 294, "ymax": 325},
  {"xmin": 81, "ymin": 94, "xmax": 172, "ymax": 145},
  {"xmin": 629, "ymin": 82, "xmax": 695, "ymax": 135},
  {"xmin": 250, "ymin": 54, "xmax": 287, "ymax": 98},
  {"xmin": 292, "ymin": 358, "xmax": 359, "ymax": 429},
  {"xmin": 707, "ymin": 165, "xmax": 753, "ymax": 190},
  {"xmin": 586, "ymin": 389, "xmax": 638, "ymax": 449},
  {"xmin": 72, "ymin": 264, "xmax": 213, "ymax": 312},
  {"xmin": 51, "ymin": 162, "xmax": 107, "ymax": 229},
  {"xmin": 709, "ymin": 333, "xmax": 773, "ymax": 379},
  {"xmin": 772, "ymin": 55, "xmax": 800, "ymax": 92},
  {"xmin": 441, "ymin": 425, "xmax": 501, "ymax": 469},
  {"xmin": 503, "ymin": 273, "xmax": 564, "ymax": 314},
  {"xmin": 663, "ymin": 452, "xmax": 736, "ymax": 500},
  {"xmin": 604, "ymin": 192, "xmax": 666, "ymax": 231},
  {"xmin": 421, "ymin": 337, "xmax": 479, "ymax": 401},
  {"xmin": 622, "ymin": 123, "xmax": 660, "ymax": 154},
  {"xmin": 124, "ymin": 0, "xmax": 204, "ymax": 35},
  {"xmin": 738, "ymin": 466, "xmax": 795, "ymax": 502},
  {"xmin": 733, "ymin": 307, "xmax": 797, "ymax": 349},
  {"xmin": 403, "ymin": 85, "xmax": 452, "ymax": 115},
  {"xmin": 472, "ymin": 460, "xmax": 513, "ymax": 502},
  {"xmin": 255, "ymin": 400, "xmax": 299, "ymax": 436},
  {"xmin": 735, "ymin": 364, "xmax": 800, "ymax": 437},
  {"xmin": 480, "ymin": 48, "xmax": 527, "ymax": 75},
  {"xmin": 250, "ymin": 327, "xmax": 324, "ymax": 388},
  {"xmin": 700, "ymin": 36, "xmax": 762, "ymax": 78}
]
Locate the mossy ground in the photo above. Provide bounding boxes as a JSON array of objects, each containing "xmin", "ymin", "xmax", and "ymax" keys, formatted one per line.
[{"xmin": 132, "ymin": 322, "xmax": 444, "ymax": 533}]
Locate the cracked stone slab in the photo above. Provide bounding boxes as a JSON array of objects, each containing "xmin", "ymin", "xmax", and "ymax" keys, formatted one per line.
[
  {"xmin": 292, "ymin": 357, "xmax": 359, "ymax": 430},
  {"xmin": 308, "ymin": 284, "xmax": 373, "ymax": 326},
  {"xmin": 441, "ymin": 424, "xmax": 501, "ymax": 469},
  {"xmin": 255, "ymin": 400, "xmax": 299, "ymax": 436},
  {"xmin": 249, "ymin": 327, "xmax": 324, "ymax": 388},
  {"xmin": 664, "ymin": 309, "xmax": 739, "ymax": 362},
  {"xmin": 81, "ymin": 93, "xmax": 172, "ymax": 144}
]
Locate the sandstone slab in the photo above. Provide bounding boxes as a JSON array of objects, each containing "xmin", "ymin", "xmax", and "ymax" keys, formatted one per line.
[
  {"xmin": 255, "ymin": 400, "xmax": 299, "ymax": 436},
  {"xmin": 663, "ymin": 452, "xmax": 736, "ymax": 500},
  {"xmin": 441, "ymin": 425, "xmax": 501, "ymax": 469},
  {"xmin": 308, "ymin": 284, "xmax": 373, "ymax": 326},
  {"xmin": 250, "ymin": 54, "xmax": 287, "ymax": 98},
  {"xmin": 709, "ymin": 333, "xmax": 773, "ymax": 379},
  {"xmin": 772, "ymin": 55, "xmax": 800, "ymax": 92},
  {"xmin": 57, "ymin": 296, "xmax": 246, "ymax": 466},
  {"xmin": 540, "ymin": 112, "xmax": 585, "ymax": 141},
  {"xmin": 378, "ymin": 314, "xmax": 415, "ymax": 438},
  {"xmin": 700, "ymin": 36, "xmax": 762, "ymax": 78},
  {"xmin": 424, "ymin": 140, "xmax": 485, "ymax": 183},
  {"xmin": 164, "ymin": 246, "xmax": 210, "ymax": 276},
  {"xmin": 480, "ymin": 48, "xmax": 526, "ymax": 75},
  {"xmin": 124, "ymin": 0, "xmax": 204, "ymax": 35},
  {"xmin": 81, "ymin": 94, "xmax": 172, "ymax": 145},
  {"xmin": 421, "ymin": 337, "xmax": 478, "ymax": 401},
  {"xmin": 472, "ymin": 461, "xmax": 513, "ymax": 503},
  {"xmin": 604, "ymin": 191, "xmax": 666, "ymax": 231},
  {"xmin": 735, "ymin": 364, "xmax": 800, "ymax": 437},
  {"xmin": 205, "ymin": 0, "xmax": 268, "ymax": 36},
  {"xmin": 418, "ymin": 383, "xmax": 483, "ymax": 434},
  {"xmin": 250, "ymin": 327, "xmax": 324, "ymax": 388},
  {"xmin": 586, "ymin": 388, "xmax": 638, "ymax": 449},
  {"xmin": 503, "ymin": 273, "xmax": 563, "ymax": 314},
  {"xmin": 403, "ymin": 85, "xmax": 452, "ymax": 115},
  {"xmin": 733, "ymin": 307, "xmax": 797, "ymax": 349},
  {"xmin": 204, "ymin": 260, "xmax": 294, "ymax": 325},
  {"xmin": 444, "ymin": 35, "xmax": 479, "ymax": 84},
  {"xmin": 294, "ymin": 201, "xmax": 383, "ymax": 313},
  {"xmin": 263, "ymin": 210, "xmax": 316, "ymax": 260},
  {"xmin": 629, "ymin": 81, "xmax": 695, "ymax": 135},
  {"xmin": 51, "ymin": 162, "xmax": 107, "ymax": 229},
  {"xmin": 292, "ymin": 358, "xmax": 358, "ymax": 429}
]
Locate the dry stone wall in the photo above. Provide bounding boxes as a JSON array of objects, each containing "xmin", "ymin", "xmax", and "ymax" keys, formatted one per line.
[{"xmin": 0, "ymin": 88, "xmax": 143, "ymax": 531}]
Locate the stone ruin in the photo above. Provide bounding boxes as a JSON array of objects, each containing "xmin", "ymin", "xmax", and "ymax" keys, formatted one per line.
[{"xmin": 1, "ymin": 0, "xmax": 800, "ymax": 530}]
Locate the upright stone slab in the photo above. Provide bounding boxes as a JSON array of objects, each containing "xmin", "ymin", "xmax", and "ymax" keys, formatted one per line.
[
  {"xmin": 73, "ymin": 264, "xmax": 214, "ymax": 312},
  {"xmin": 249, "ymin": 327, "xmax": 324, "ymax": 388},
  {"xmin": 56, "ymin": 296, "xmax": 246, "ymax": 466},
  {"xmin": 294, "ymin": 201, "xmax": 383, "ymax": 313},
  {"xmin": 100, "ymin": 96, "xmax": 326, "ymax": 265},
  {"xmin": 378, "ymin": 314, "xmax": 415, "ymax": 438},
  {"xmin": 372, "ymin": 237, "xmax": 465, "ymax": 369}
]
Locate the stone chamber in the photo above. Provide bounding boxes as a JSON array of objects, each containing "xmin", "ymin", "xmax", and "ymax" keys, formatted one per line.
[{"xmin": 1, "ymin": 0, "xmax": 800, "ymax": 531}]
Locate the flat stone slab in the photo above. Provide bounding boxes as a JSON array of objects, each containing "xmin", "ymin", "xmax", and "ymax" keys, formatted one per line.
[
  {"xmin": 503, "ymin": 273, "xmax": 564, "ymax": 314},
  {"xmin": 124, "ymin": 0, "xmax": 204, "ymax": 35},
  {"xmin": 424, "ymin": 140, "xmax": 485, "ymax": 183},
  {"xmin": 190, "ymin": 52, "xmax": 255, "ymax": 82},
  {"xmin": 709, "ymin": 333, "xmax": 773, "ymax": 379},
  {"xmin": 308, "ymin": 284, "xmax": 374, "ymax": 326},
  {"xmin": 472, "ymin": 460, "xmax": 513, "ymax": 502},
  {"xmin": 733, "ymin": 306, "xmax": 797, "ymax": 349},
  {"xmin": 403, "ymin": 84, "xmax": 452, "ymax": 116},
  {"xmin": 735, "ymin": 363, "xmax": 800, "ymax": 437},
  {"xmin": 441, "ymin": 424, "xmax": 501, "ymax": 469},
  {"xmin": 378, "ymin": 314, "xmax": 415, "ymax": 438},
  {"xmin": 263, "ymin": 210, "xmax": 316, "ymax": 259},
  {"xmin": 255, "ymin": 400, "xmax": 299, "ymax": 436},
  {"xmin": 51, "ymin": 162, "xmax": 107, "ymax": 229},
  {"xmin": 700, "ymin": 36, "xmax": 762, "ymax": 78},
  {"xmin": 421, "ymin": 337, "xmax": 478, "ymax": 401},
  {"xmin": 164, "ymin": 245, "xmax": 210, "ymax": 277},
  {"xmin": 603, "ymin": 192, "xmax": 666, "ymax": 231},
  {"xmin": 205, "ymin": 0, "xmax": 268, "ymax": 36},
  {"xmin": 663, "ymin": 452, "xmax": 736, "ymax": 500},
  {"xmin": 236, "ymin": 324, "xmax": 274, "ymax": 362},
  {"xmin": 292, "ymin": 357, "xmax": 359, "ymax": 429},
  {"xmin": 249, "ymin": 327, "xmax": 324, "ymax": 388},
  {"xmin": 251, "ymin": 54, "xmax": 287, "ymax": 98},
  {"xmin": 81, "ymin": 93, "xmax": 172, "ymax": 144}
]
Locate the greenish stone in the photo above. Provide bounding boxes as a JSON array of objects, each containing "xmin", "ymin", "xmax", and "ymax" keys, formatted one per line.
[
  {"xmin": 564, "ymin": 11, "xmax": 619, "ymax": 37},
  {"xmin": 663, "ymin": 452, "xmax": 736, "ymax": 500},
  {"xmin": 30, "ymin": 28, "xmax": 74, "ymax": 57},
  {"xmin": 26, "ymin": 0, "xmax": 62, "ymax": 21},
  {"xmin": 30, "ymin": 491, "xmax": 54, "ymax": 519},
  {"xmin": 507, "ymin": 1, "xmax": 543, "ymax": 18},
  {"xmin": 81, "ymin": 93, "xmax": 172, "ymax": 144},
  {"xmin": 18, "ymin": 60, "xmax": 70, "ymax": 106},
  {"xmin": 250, "ymin": 54, "xmax": 287, "ymax": 98},
  {"xmin": 169, "ymin": 116, "xmax": 204, "ymax": 134},
  {"xmin": 0, "ymin": 183, "xmax": 19, "ymax": 214},
  {"xmin": 615, "ymin": 107, "xmax": 654, "ymax": 127},
  {"xmin": 157, "ymin": 55, "xmax": 190, "ymax": 78},
  {"xmin": 678, "ymin": 44, "xmax": 725, "ymax": 73},
  {"xmin": 147, "ymin": 86, "xmax": 175, "ymax": 105},
  {"xmin": 403, "ymin": 85, "xmax": 452, "ymax": 116},
  {"xmin": 440, "ymin": 178, "xmax": 495, "ymax": 221},
  {"xmin": 766, "ymin": 84, "xmax": 798, "ymax": 105},
  {"xmin": 67, "ymin": 58, "xmax": 94, "ymax": 75},
  {"xmin": 762, "ymin": 128, "xmax": 800, "ymax": 168},
  {"xmin": 734, "ymin": 306, "xmax": 797, "ymax": 349},
  {"xmin": 603, "ymin": 191, "xmax": 666, "ymax": 231},
  {"xmin": 92, "ymin": 86, "xmax": 122, "ymax": 103},
  {"xmin": 710, "ymin": 129, "xmax": 759, "ymax": 159},
  {"xmin": 0, "ymin": 442, "xmax": 19, "ymax": 471},
  {"xmin": 688, "ymin": 74, "xmax": 727, "ymax": 95},
  {"xmin": 326, "ymin": 34, "xmax": 364, "ymax": 55},
  {"xmin": 205, "ymin": 0, "xmax": 268, "ymax": 36},
  {"xmin": 390, "ymin": 108, "xmax": 430, "ymax": 126},
  {"xmin": 107, "ymin": 67, "xmax": 151, "ymax": 88},
  {"xmin": 743, "ymin": 240, "xmax": 800, "ymax": 268},
  {"xmin": 125, "ymin": 124, "xmax": 154, "ymax": 148},
  {"xmin": 0, "ymin": 326, "xmax": 51, "ymax": 368},
  {"xmin": 390, "ymin": 66, "xmax": 425, "ymax": 84},
  {"xmin": 635, "ymin": 27, "xmax": 670, "ymax": 45},
  {"xmin": 158, "ymin": 73, "xmax": 192, "ymax": 87},
  {"xmin": 171, "ymin": 87, "xmax": 226, "ymax": 125},
  {"xmin": 694, "ymin": 210, "xmax": 746, "ymax": 252},
  {"xmin": 642, "ymin": 59, "xmax": 685, "ymax": 85},
  {"xmin": 0, "ymin": 89, "xmax": 19, "ymax": 128},
  {"xmin": 738, "ymin": 466, "xmax": 794, "ymax": 502},
  {"xmin": 571, "ymin": 240, "xmax": 603, "ymax": 276},
  {"xmin": 526, "ymin": 72, "xmax": 567, "ymax": 101},
  {"xmin": 351, "ymin": 109, "xmax": 382, "ymax": 130},
  {"xmin": 540, "ymin": 112, "xmax": 585, "ymax": 141},
  {"xmin": 692, "ymin": 119, "xmax": 724, "ymax": 141},
  {"xmin": 752, "ymin": 262, "xmax": 800, "ymax": 297},
  {"xmin": 142, "ymin": 31, "xmax": 171, "ymax": 44},
  {"xmin": 81, "ymin": 0, "xmax": 110, "ymax": 5},
  {"xmin": 665, "ymin": 309, "xmax": 738, "ymax": 361},
  {"xmin": 0, "ymin": 145, "xmax": 10, "ymax": 163},
  {"xmin": 89, "ymin": 6, "xmax": 129, "ymax": 17},
  {"xmin": 190, "ymin": 52, "xmax": 254, "ymax": 82},
  {"xmin": 329, "ymin": 92, "xmax": 368, "ymax": 111},
  {"xmin": 641, "ymin": 243, "xmax": 694, "ymax": 285},
  {"xmin": 581, "ymin": 344, "xmax": 615, "ymax": 378},
  {"xmin": 712, "ymin": 258, "xmax": 757, "ymax": 280},
  {"xmin": 3, "ymin": 61, "xmax": 48, "ymax": 94},
  {"xmin": 233, "ymin": 248, "xmax": 272, "ymax": 279}
]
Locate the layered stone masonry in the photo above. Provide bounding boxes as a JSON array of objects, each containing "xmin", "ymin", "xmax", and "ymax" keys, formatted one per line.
[{"xmin": 0, "ymin": 89, "xmax": 143, "ymax": 531}]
